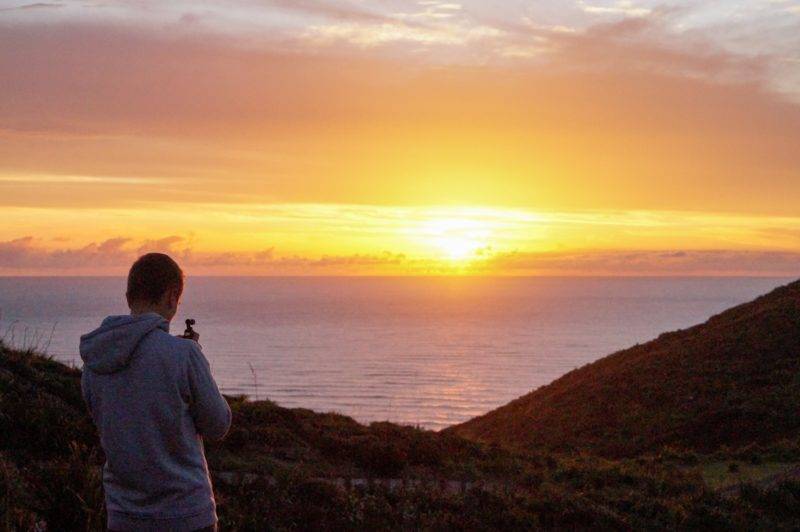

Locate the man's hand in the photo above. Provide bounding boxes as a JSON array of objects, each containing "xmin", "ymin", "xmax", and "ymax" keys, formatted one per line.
[{"xmin": 178, "ymin": 331, "xmax": 200, "ymax": 343}]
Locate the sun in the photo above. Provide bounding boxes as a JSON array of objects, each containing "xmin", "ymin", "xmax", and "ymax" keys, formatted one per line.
[
  {"xmin": 422, "ymin": 217, "xmax": 491, "ymax": 261},
  {"xmin": 437, "ymin": 236, "xmax": 482, "ymax": 260}
]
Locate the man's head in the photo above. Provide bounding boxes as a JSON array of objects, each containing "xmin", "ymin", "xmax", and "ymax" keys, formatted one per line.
[{"xmin": 126, "ymin": 253, "xmax": 185, "ymax": 321}]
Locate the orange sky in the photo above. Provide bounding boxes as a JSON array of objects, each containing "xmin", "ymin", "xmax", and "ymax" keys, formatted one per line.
[{"xmin": 1, "ymin": 1, "xmax": 800, "ymax": 275}]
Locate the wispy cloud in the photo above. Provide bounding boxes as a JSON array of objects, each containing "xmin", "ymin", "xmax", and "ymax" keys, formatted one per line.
[
  {"xmin": 262, "ymin": 0, "xmax": 389, "ymax": 23},
  {"xmin": 479, "ymin": 249, "xmax": 800, "ymax": 277},
  {"xmin": 0, "ymin": 235, "xmax": 419, "ymax": 275},
  {"xmin": 3, "ymin": 235, "xmax": 800, "ymax": 276},
  {"xmin": 0, "ymin": 2, "xmax": 63, "ymax": 12},
  {"xmin": 302, "ymin": 18, "xmax": 500, "ymax": 47},
  {"xmin": 0, "ymin": 174, "xmax": 168, "ymax": 185},
  {"xmin": 578, "ymin": 1, "xmax": 651, "ymax": 17}
]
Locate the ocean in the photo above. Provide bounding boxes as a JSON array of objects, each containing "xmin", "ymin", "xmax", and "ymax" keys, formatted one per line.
[{"xmin": 0, "ymin": 276, "xmax": 789, "ymax": 430}]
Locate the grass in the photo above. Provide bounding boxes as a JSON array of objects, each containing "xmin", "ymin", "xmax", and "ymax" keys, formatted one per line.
[{"xmin": 4, "ymin": 340, "xmax": 800, "ymax": 530}]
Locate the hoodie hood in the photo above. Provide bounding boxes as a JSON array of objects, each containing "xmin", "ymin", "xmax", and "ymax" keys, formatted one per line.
[{"xmin": 80, "ymin": 313, "xmax": 169, "ymax": 374}]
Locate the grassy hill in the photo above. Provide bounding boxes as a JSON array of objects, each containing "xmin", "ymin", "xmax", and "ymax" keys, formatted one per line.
[
  {"xmin": 3, "ymin": 313, "xmax": 800, "ymax": 529},
  {"xmin": 448, "ymin": 279, "xmax": 800, "ymax": 457}
]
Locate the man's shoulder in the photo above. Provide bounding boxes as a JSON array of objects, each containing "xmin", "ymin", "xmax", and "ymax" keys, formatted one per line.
[{"xmin": 141, "ymin": 328, "xmax": 198, "ymax": 359}]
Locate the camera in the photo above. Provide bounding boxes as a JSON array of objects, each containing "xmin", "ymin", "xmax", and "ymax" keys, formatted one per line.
[{"xmin": 183, "ymin": 319, "xmax": 196, "ymax": 339}]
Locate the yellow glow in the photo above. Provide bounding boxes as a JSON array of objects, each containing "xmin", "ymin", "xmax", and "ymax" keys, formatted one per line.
[
  {"xmin": 421, "ymin": 218, "xmax": 492, "ymax": 261},
  {"xmin": 3, "ymin": 202, "xmax": 800, "ymax": 275}
]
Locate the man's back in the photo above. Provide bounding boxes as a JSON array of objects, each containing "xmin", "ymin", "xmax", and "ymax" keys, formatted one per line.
[{"xmin": 80, "ymin": 313, "xmax": 231, "ymax": 532}]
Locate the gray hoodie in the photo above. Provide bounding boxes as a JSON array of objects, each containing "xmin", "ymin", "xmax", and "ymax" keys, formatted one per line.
[{"xmin": 80, "ymin": 313, "xmax": 232, "ymax": 532}]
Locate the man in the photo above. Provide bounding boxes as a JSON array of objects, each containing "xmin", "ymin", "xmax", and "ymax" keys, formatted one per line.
[{"xmin": 80, "ymin": 253, "xmax": 231, "ymax": 532}]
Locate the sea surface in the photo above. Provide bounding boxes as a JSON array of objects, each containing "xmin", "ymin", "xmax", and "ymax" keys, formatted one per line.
[{"xmin": 0, "ymin": 276, "xmax": 790, "ymax": 430}]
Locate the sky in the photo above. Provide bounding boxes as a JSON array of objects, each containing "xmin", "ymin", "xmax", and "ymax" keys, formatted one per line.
[{"xmin": 1, "ymin": 0, "xmax": 800, "ymax": 275}]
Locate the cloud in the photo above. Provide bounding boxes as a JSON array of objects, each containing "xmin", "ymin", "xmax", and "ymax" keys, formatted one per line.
[
  {"xmin": 756, "ymin": 226, "xmax": 800, "ymax": 242},
  {"xmin": 0, "ymin": 236, "xmax": 132, "ymax": 270},
  {"xmin": 2, "ymin": 236, "xmax": 800, "ymax": 276},
  {"xmin": 136, "ymin": 236, "xmax": 186, "ymax": 256},
  {"xmin": 0, "ymin": 16, "xmax": 765, "ymax": 135},
  {"xmin": 263, "ymin": 0, "xmax": 390, "ymax": 24},
  {"xmin": 482, "ymin": 10, "xmax": 768, "ymax": 85},
  {"xmin": 302, "ymin": 18, "xmax": 500, "ymax": 47},
  {"xmin": 0, "ymin": 174, "xmax": 166, "ymax": 185},
  {"xmin": 0, "ymin": 3, "xmax": 63, "ymax": 12},
  {"xmin": 0, "ymin": 236, "xmax": 421, "ymax": 275},
  {"xmin": 478, "ymin": 249, "xmax": 800, "ymax": 276},
  {"xmin": 0, "ymin": 12, "xmax": 798, "ymax": 213},
  {"xmin": 578, "ymin": 1, "xmax": 651, "ymax": 17}
]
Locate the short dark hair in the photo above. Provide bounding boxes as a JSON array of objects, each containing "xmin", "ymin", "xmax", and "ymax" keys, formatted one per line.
[{"xmin": 126, "ymin": 253, "xmax": 184, "ymax": 305}]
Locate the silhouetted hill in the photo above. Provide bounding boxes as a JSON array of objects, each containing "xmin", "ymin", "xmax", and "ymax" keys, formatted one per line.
[{"xmin": 448, "ymin": 279, "xmax": 800, "ymax": 457}]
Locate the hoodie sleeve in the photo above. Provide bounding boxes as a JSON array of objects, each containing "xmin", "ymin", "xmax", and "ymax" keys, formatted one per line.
[
  {"xmin": 185, "ymin": 343, "xmax": 232, "ymax": 440},
  {"xmin": 81, "ymin": 371, "xmax": 93, "ymax": 411}
]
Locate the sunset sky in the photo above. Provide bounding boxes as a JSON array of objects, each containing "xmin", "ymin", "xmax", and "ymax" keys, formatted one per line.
[{"xmin": 1, "ymin": 0, "xmax": 800, "ymax": 275}]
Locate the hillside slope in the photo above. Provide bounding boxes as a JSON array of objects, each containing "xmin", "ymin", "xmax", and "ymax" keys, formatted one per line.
[
  {"xmin": 448, "ymin": 279, "xmax": 800, "ymax": 457},
  {"xmin": 4, "ymin": 335, "xmax": 800, "ymax": 529}
]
